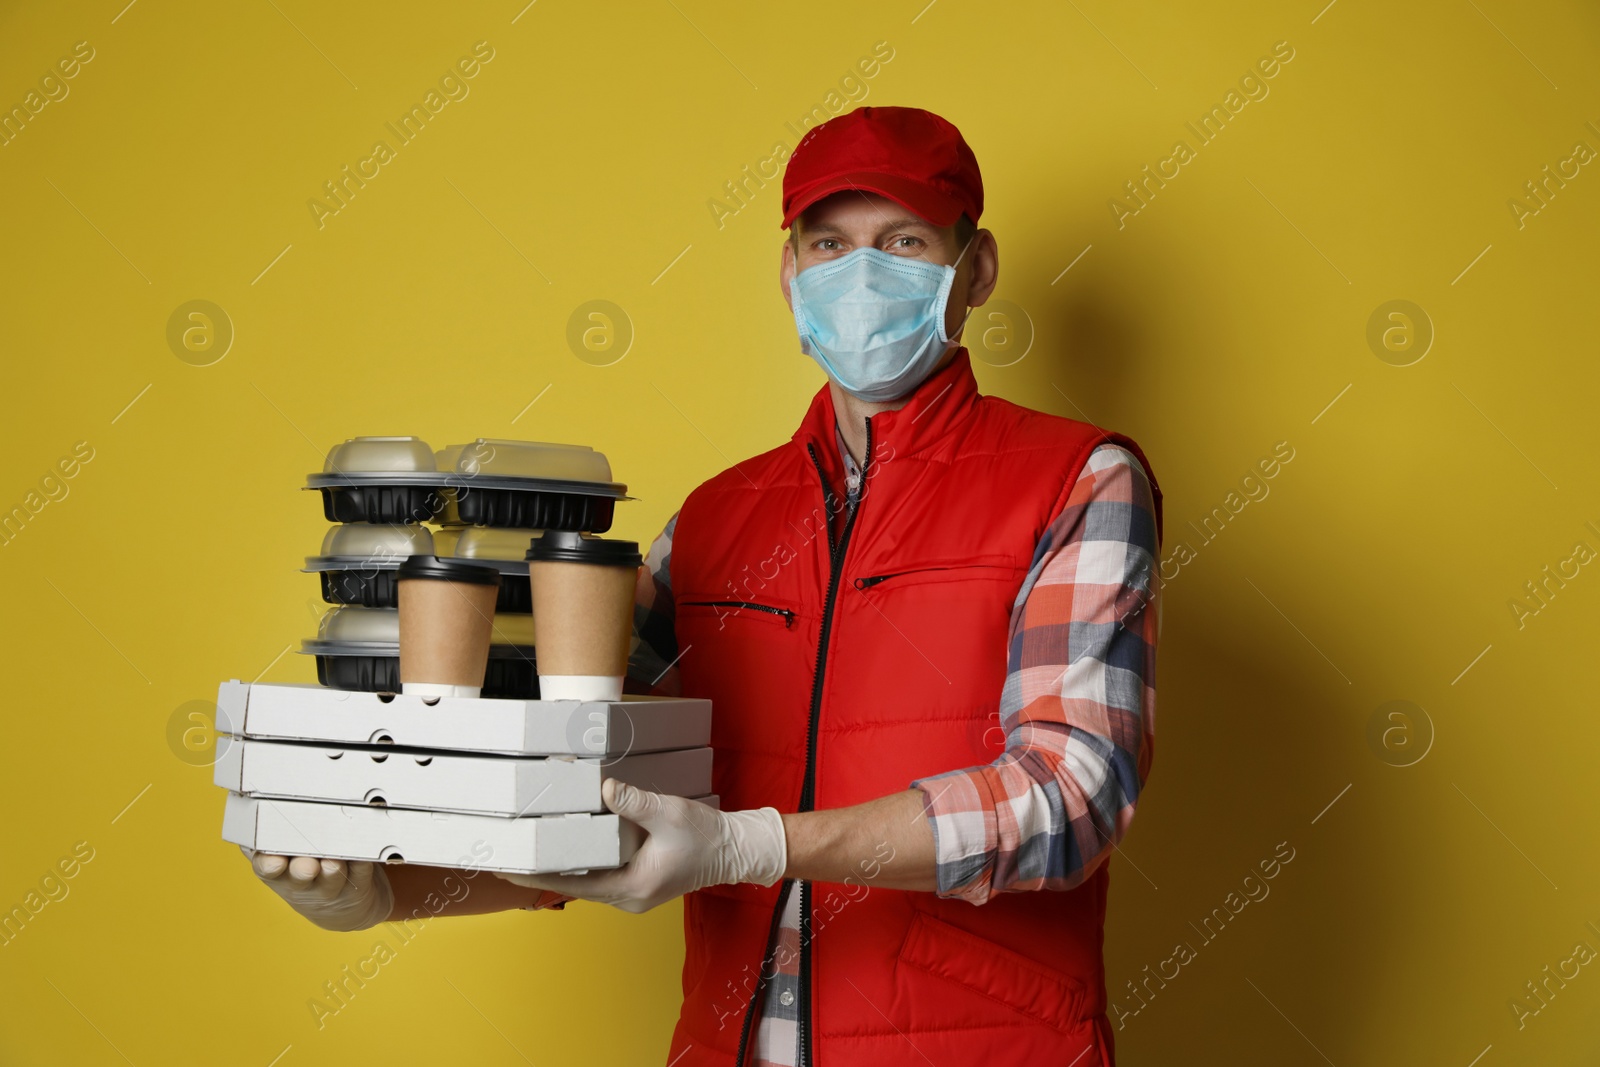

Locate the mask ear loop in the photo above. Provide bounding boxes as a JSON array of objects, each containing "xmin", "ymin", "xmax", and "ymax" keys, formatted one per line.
[
  {"xmin": 953, "ymin": 302, "xmax": 975, "ymax": 338},
  {"xmin": 952, "ymin": 230, "xmax": 977, "ymax": 269},
  {"xmin": 942, "ymin": 230, "xmax": 979, "ymax": 346}
]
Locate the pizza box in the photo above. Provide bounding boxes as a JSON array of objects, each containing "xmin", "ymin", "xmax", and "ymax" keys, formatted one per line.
[
  {"xmin": 222, "ymin": 791, "xmax": 720, "ymax": 875},
  {"xmin": 214, "ymin": 737, "xmax": 713, "ymax": 816},
  {"xmin": 215, "ymin": 680, "xmax": 711, "ymax": 757}
]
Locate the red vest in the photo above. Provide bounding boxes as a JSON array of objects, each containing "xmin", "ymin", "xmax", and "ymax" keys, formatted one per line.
[{"xmin": 667, "ymin": 349, "xmax": 1163, "ymax": 1066}]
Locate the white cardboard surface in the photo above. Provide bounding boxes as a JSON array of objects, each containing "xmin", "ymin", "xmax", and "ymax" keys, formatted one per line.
[
  {"xmin": 214, "ymin": 738, "xmax": 713, "ymax": 816},
  {"xmin": 215, "ymin": 680, "xmax": 710, "ymax": 757},
  {"xmin": 222, "ymin": 792, "xmax": 721, "ymax": 875}
]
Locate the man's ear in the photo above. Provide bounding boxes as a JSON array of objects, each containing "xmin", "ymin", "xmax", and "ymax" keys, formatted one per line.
[
  {"xmin": 965, "ymin": 229, "xmax": 999, "ymax": 308},
  {"xmin": 944, "ymin": 229, "xmax": 998, "ymax": 342},
  {"xmin": 779, "ymin": 237, "xmax": 797, "ymax": 312}
]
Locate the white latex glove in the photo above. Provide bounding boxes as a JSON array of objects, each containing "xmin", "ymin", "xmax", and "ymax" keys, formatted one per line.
[
  {"xmin": 493, "ymin": 779, "xmax": 787, "ymax": 914},
  {"xmin": 239, "ymin": 845, "xmax": 395, "ymax": 932}
]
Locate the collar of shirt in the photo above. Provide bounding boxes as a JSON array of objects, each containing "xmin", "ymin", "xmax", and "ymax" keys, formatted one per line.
[{"xmin": 834, "ymin": 422, "xmax": 862, "ymax": 497}]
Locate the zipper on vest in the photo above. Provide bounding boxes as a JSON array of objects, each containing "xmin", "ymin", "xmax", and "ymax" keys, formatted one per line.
[
  {"xmin": 731, "ymin": 418, "xmax": 874, "ymax": 1067},
  {"xmin": 729, "ymin": 876, "xmax": 796, "ymax": 1065},
  {"xmin": 677, "ymin": 599, "xmax": 797, "ymax": 627},
  {"xmin": 854, "ymin": 568, "xmax": 931, "ymax": 590},
  {"xmin": 853, "ymin": 563, "xmax": 1008, "ymax": 590},
  {"xmin": 798, "ymin": 421, "xmax": 872, "ymax": 1067}
]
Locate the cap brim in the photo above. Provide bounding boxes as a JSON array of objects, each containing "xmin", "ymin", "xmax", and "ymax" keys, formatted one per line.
[{"xmin": 780, "ymin": 171, "xmax": 966, "ymax": 230}]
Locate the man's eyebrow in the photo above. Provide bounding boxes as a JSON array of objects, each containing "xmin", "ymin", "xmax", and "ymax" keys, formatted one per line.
[{"xmin": 801, "ymin": 216, "xmax": 939, "ymax": 236}]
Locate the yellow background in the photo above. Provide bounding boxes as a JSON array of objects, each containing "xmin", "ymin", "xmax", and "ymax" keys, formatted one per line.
[{"xmin": 2, "ymin": 0, "xmax": 1598, "ymax": 1063}]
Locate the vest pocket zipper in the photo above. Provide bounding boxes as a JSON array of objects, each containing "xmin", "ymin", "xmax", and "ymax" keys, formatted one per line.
[
  {"xmin": 852, "ymin": 563, "xmax": 1014, "ymax": 591},
  {"xmin": 678, "ymin": 599, "xmax": 797, "ymax": 628}
]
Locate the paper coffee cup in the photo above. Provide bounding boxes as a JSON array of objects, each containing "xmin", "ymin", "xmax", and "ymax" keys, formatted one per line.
[
  {"xmin": 526, "ymin": 531, "xmax": 642, "ymax": 701},
  {"xmin": 537, "ymin": 675, "xmax": 625, "ymax": 701},
  {"xmin": 397, "ymin": 555, "xmax": 501, "ymax": 698}
]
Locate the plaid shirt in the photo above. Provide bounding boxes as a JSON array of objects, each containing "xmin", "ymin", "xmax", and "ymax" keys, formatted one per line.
[{"xmin": 542, "ymin": 429, "xmax": 1162, "ymax": 1066}]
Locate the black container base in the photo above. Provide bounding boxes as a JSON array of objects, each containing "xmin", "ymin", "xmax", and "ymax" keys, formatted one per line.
[{"xmin": 314, "ymin": 653, "xmax": 539, "ymax": 699}]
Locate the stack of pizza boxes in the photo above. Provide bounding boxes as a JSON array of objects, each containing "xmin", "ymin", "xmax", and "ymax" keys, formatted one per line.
[{"xmin": 217, "ymin": 436, "xmax": 715, "ymax": 876}]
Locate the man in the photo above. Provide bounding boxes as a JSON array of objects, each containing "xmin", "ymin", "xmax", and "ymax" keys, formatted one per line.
[{"xmin": 242, "ymin": 105, "xmax": 1163, "ymax": 1066}]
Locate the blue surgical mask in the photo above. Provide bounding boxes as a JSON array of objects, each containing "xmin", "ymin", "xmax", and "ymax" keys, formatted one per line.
[{"xmin": 790, "ymin": 234, "xmax": 976, "ymax": 403}]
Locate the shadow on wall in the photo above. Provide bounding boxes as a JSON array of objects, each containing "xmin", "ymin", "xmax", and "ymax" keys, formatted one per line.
[
  {"xmin": 1100, "ymin": 483, "xmax": 1414, "ymax": 1062},
  {"xmin": 1039, "ymin": 268, "xmax": 1151, "ymax": 433},
  {"xmin": 1027, "ymin": 253, "xmax": 1411, "ymax": 1054},
  {"xmin": 1102, "ymin": 591, "xmax": 1406, "ymax": 1058}
]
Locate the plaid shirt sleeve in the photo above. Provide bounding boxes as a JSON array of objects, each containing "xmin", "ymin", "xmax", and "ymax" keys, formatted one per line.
[
  {"xmin": 527, "ymin": 509, "xmax": 683, "ymax": 913},
  {"xmin": 909, "ymin": 443, "xmax": 1161, "ymax": 906},
  {"xmin": 626, "ymin": 509, "xmax": 683, "ymax": 698}
]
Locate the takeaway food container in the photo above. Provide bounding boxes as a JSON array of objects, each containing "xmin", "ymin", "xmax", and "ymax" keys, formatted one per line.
[
  {"xmin": 304, "ymin": 524, "xmax": 537, "ymax": 613},
  {"xmin": 433, "ymin": 438, "xmax": 624, "ymax": 530},
  {"xmin": 307, "ymin": 436, "xmax": 450, "ymax": 524},
  {"xmin": 431, "ymin": 525, "xmax": 540, "ymax": 613},
  {"xmin": 303, "ymin": 523, "xmax": 436, "ymax": 608},
  {"xmin": 298, "ymin": 605, "xmax": 538, "ymax": 697},
  {"xmin": 214, "ymin": 679, "xmax": 715, "ymax": 758},
  {"xmin": 216, "ymin": 736, "xmax": 715, "ymax": 816},
  {"xmin": 306, "ymin": 436, "xmax": 629, "ymax": 530},
  {"xmin": 220, "ymin": 793, "xmax": 726, "ymax": 875}
]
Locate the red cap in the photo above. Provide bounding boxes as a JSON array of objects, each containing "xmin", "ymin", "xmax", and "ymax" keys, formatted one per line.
[{"xmin": 779, "ymin": 106, "xmax": 983, "ymax": 231}]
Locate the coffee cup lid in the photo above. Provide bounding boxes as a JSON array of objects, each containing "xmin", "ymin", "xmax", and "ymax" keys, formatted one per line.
[
  {"xmin": 525, "ymin": 529, "xmax": 642, "ymax": 567},
  {"xmin": 396, "ymin": 554, "xmax": 502, "ymax": 585}
]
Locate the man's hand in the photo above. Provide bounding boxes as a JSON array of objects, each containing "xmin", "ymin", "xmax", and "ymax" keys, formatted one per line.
[
  {"xmin": 493, "ymin": 779, "xmax": 786, "ymax": 913},
  {"xmin": 240, "ymin": 846, "xmax": 394, "ymax": 931}
]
